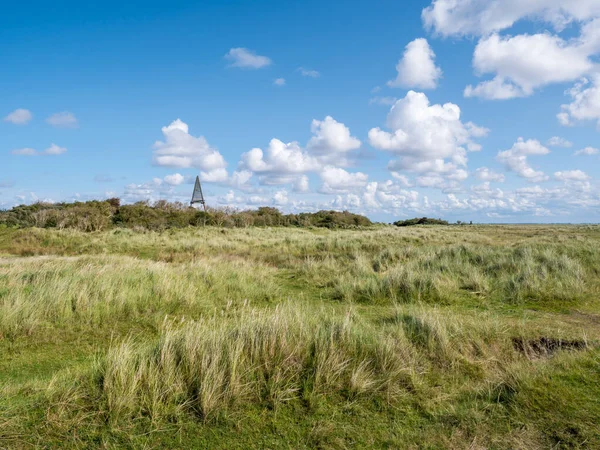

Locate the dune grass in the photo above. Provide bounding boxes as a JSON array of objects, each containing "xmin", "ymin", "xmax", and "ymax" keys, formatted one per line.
[{"xmin": 1, "ymin": 224, "xmax": 600, "ymax": 448}]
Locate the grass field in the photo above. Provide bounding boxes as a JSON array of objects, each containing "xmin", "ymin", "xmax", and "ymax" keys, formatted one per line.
[{"xmin": 1, "ymin": 224, "xmax": 600, "ymax": 448}]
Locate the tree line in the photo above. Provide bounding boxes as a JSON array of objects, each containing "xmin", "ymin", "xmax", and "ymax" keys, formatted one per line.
[{"xmin": 0, "ymin": 199, "xmax": 373, "ymax": 232}]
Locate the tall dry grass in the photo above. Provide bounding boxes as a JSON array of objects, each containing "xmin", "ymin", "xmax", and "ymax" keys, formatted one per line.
[
  {"xmin": 1, "ymin": 226, "xmax": 598, "ymax": 339},
  {"xmin": 0, "ymin": 255, "xmax": 281, "ymax": 339},
  {"xmin": 46, "ymin": 303, "xmax": 521, "ymax": 425}
]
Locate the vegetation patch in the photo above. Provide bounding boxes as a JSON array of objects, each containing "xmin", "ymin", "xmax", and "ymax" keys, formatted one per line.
[
  {"xmin": 0, "ymin": 200, "xmax": 372, "ymax": 231},
  {"xmin": 393, "ymin": 217, "xmax": 450, "ymax": 226},
  {"xmin": 1, "ymin": 224, "xmax": 599, "ymax": 448}
]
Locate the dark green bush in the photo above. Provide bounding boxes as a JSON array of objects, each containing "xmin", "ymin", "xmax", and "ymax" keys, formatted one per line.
[
  {"xmin": 0, "ymin": 200, "xmax": 372, "ymax": 231},
  {"xmin": 394, "ymin": 217, "xmax": 449, "ymax": 227}
]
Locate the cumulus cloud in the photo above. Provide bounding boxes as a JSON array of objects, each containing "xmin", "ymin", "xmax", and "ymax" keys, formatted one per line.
[
  {"xmin": 360, "ymin": 181, "xmax": 422, "ymax": 212},
  {"xmin": 547, "ymin": 136, "xmax": 573, "ymax": 148},
  {"xmin": 240, "ymin": 139, "xmax": 319, "ymax": 175},
  {"xmin": 464, "ymin": 32, "xmax": 598, "ymax": 99},
  {"xmin": 274, "ymin": 78, "xmax": 286, "ymax": 86},
  {"xmin": 555, "ymin": 170, "xmax": 590, "ymax": 181},
  {"xmin": 574, "ymin": 146, "xmax": 599, "ymax": 156},
  {"xmin": 225, "ymin": 48, "xmax": 272, "ymax": 69},
  {"xmin": 293, "ymin": 175, "xmax": 310, "ymax": 193},
  {"xmin": 273, "ymin": 190, "xmax": 289, "ymax": 206},
  {"xmin": 307, "ymin": 116, "xmax": 361, "ymax": 164},
  {"xmin": 200, "ymin": 168, "xmax": 230, "ymax": 183},
  {"xmin": 217, "ymin": 190, "xmax": 244, "ymax": 205},
  {"xmin": 152, "ymin": 119, "xmax": 228, "ymax": 183},
  {"xmin": 388, "ymin": 38, "xmax": 442, "ymax": 90},
  {"xmin": 164, "ymin": 173, "xmax": 186, "ymax": 186},
  {"xmin": 44, "ymin": 144, "xmax": 67, "ymax": 155},
  {"xmin": 464, "ymin": 76, "xmax": 526, "ymax": 100},
  {"xmin": 391, "ymin": 172, "xmax": 413, "ymax": 187},
  {"xmin": 496, "ymin": 138, "xmax": 550, "ymax": 182},
  {"xmin": 368, "ymin": 91, "xmax": 487, "ymax": 187},
  {"xmin": 229, "ymin": 170, "xmax": 253, "ymax": 189},
  {"xmin": 474, "ymin": 167, "xmax": 505, "ymax": 182},
  {"xmin": 298, "ymin": 67, "xmax": 320, "ymax": 78},
  {"xmin": 238, "ymin": 116, "xmax": 360, "ymax": 188},
  {"xmin": 46, "ymin": 111, "xmax": 78, "ymax": 128},
  {"xmin": 4, "ymin": 108, "xmax": 32, "ymax": 125},
  {"xmin": 422, "ymin": 0, "xmax": 600, "ymax": 37},
  {"xmin": 558, "ymin": 75, "xmax": 600, "ymax": 127},
  {"xmin": 319, "ymin": 167, "xmax": 369, "ymax": 194},
  {"xmin": 424, "ymin": 1, "xmax": 600, "ymax": 100},
  {"xmin": 121, "ymin": 178, "xmax": 170, "ymax": 203}
]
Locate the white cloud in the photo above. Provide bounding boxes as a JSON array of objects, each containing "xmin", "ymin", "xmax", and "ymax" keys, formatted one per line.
[
  {"xmin": 387, "ymin": 38, "xmax": 442, "ymax": 90},
  {"xmin": 44, "ymin": 144, "xmax": 67, "ymax": 155},
  {"xmin": 298, "ymin": 67, "xmax": 320, "ymax": 78},
  {"xmin": 474, "ymin": 167, "xmax": 505, "ymax": 182},
  {"xmin": 574, "ymin": 146, "xmax": 599, "ymax": 156},
  {"xmin": 162, "ymin": 169, "xmax": 250, "ymax": 190},
  {"xmin": 229, "ymin": 170, "xmax": 253, "ymax": 189},
  {"xmin": 427, "ymin": 2, "xmax": 600, "ymax": 101},
  {"xmin": 307, "ymin": 116, "xmax": 361, "ymax": 164},
  {"xmin": 4, "ymin": 108, "xmax": 32, "ymax": 125},
  {"xmin": 391, "ymin": 172, "xmax": 413, "ymax": 187},
  {"xmin": 274, "ymin": 78, "xmax": 286, "ymax": 86},
  {"xmin": 496, "ymin": 138, "xmax": 550, "ymax": 182},
  {"xmin": 360, "ymin": 181, "xmax": 421, "ymax": 212},
  {"xmin": 152, "ymin": 119, "xmax": 228, "ymax": 175},
  {"xmin": 555, "ymin": 170, "xmax": 590, "ymax": 181},
  {"xmin": 320, "ymin": 167, "xmax": 369, "ymax": 194},
  {"xmin": 46, "ymin": 111, "xmax": 78, "ymax": 128},
  {"xmin": 368, "ymin": 91, "xmax": 487, "ymax": 186},
  {"xmin": 464, "ymin": 77, "xmax": 526, "ymax": 100},
  {"xmin": 293, "ymin": 175, "xmax": 310, "ymax": 193},
  {"xmin": 464, "ymin": 32, "xmax": 597, "ymax": 100},
  {"xmin": 273, "ymin": 190, "xmax": 289, "ymax": 206},
  {"xmin": 558, "ymin": 75, "xmax": 600, "ymax": 127},
  {"xmin": 11, "ymin": 145, "xmax": 66, "ymax": 156},
  {"xmin": 240, "ymin": 139, "xmax": 319, "ymax": 176},
  {"xmin": 225, "ymin": 48, "xmax": 272, "ymax": 69},
  {"xmin": 547, "ymin": 136, "xmax": 573, "ymax": 148},
  {"xmin": 122, "ymin": 178, "xmax": 168, "ymax": 203},
  {"xmin": 422, "ymin": 0, "xmax": 600, "ymax": 37},
  {"xmin": 200, "ymin": 168, "xmax": 229, "ymax": 183},
  {"xmin": 11, "ymin": 148, "xmax": 38, "ymax": 156},
  {"xmin": 369, "ymin": 91, "xmax": 487, "ymax": 158},
  {"xmin": 239, "ymin": 116, "xmax": 360, "ymax": 187},
  {"xmin": 164, "ymin": 173, "xmax": 186, "ymax": 186},
  {"xmin": 248, "ymin": 195, "xmax": 268, "ymax": 205},
  {"xmin": 217, "ymin": 190, "xmax": 244, "ymax": 205}
]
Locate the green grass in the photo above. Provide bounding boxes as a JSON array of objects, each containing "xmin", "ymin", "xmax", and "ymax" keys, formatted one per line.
[{"xmin": 1, "ymin": 224, "xmax": 600, "ymax": 448}]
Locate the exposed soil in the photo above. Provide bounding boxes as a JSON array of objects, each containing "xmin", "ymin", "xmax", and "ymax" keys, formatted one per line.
[{"xmin": 512, "ymin": 337, "xmax": 588, "ymax": 358}]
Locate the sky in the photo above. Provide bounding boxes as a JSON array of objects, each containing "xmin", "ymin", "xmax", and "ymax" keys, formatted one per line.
[{"xmin": 2, "ymin": 0, "xmax": 600, "ymax": 223}]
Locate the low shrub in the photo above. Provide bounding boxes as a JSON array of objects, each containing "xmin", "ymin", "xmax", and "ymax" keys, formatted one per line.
[
  {"xmin": 394, "ymin": 217, "xmax": 449, "ymax": 227},
  {"xmin": 0, "ymin": 200, "xmax": 372, "ymax": 231}
]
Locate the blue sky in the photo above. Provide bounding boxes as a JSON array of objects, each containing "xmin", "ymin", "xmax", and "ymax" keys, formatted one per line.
[{"xmin": 2, "ymin": 0, "xmax": 600, "ymax": 222}]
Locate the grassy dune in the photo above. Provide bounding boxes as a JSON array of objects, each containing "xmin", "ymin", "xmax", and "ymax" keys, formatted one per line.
[{"xmin": 1, "ymin": 225, "xmax": 599, "ymax": 448}]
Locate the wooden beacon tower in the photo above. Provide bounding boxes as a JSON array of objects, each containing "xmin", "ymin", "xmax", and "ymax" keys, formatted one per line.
[{"xmin": 190, "ymin": 175, "xmax": 207, "ymax": 212}]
